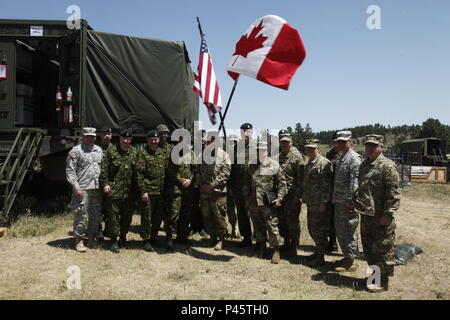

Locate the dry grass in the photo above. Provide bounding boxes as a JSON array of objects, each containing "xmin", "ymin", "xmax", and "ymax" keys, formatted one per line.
[{"xmin": 1, "ymin": 184, "xmax": 449, "ymax": 300}]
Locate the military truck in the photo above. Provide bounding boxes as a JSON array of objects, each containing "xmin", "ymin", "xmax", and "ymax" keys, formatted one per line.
[
  {"xmin": 399, "ymin": 137, "xmax": 448, "ymax": 166},
  {"xmin": 0, "ymin": 19, "xmax": 199, "ymax": 223}
]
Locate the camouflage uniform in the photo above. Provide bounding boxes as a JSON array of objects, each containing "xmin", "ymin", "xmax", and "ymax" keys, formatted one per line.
[
  {"xmin": 325, "ymin": 147, "xmax": 341, "ymax": 249},
  {"xmin": 243, "ymin": 156, "xmax": 287, "ymax": 248},
  {"xmin": 226, "ymin": 139, "xmax": 239, "ymax": 235},
  {"xmin": 355, "ymin": 135, "xmax": 401, "ymax": 289},
  {"xmin": 166, "ymin": 148, "xmax": 196, "ymax": 241},
  {"xmin": 302, "ymin": 154, "xmax": 333, "ymax": 255},
  {"xmin": 99, "ymin": 144, "xmax": 138, "ymax": 239},
  {"xmin": 332, "ymin": 148, "xmax": 362, "ymax": 259},
  {"xmin": 278, "ymin": 145, "xmax": 306, "ymax": 249},
  {"xmin": 96, "ymin": 140, "xmax": 113, "ymax": 237},
  {"xmin": 195, "ymin": 147, "xmax": 231, "ymax": 239},
  {"xmin": 66, "ymin": 141, "xmax": 103, "ymax": 239},
  {"xmin": 230, "ymin": 139, "xmax": 257, "ymax": 241},
  {"xmin": 136, "ymin": 145, "xmax": 168, "ymax": 241}
]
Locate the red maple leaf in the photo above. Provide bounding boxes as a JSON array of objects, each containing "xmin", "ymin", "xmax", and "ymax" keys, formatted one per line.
[{"xmin": 232, "ymin": 20, "xmax": 268, "ymax": 59}]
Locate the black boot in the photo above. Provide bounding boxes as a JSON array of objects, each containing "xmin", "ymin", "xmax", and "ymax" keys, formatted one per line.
[
  {"xmin": 238, "ymin": 236, "xmax": 252, "ymax": 248},
  {"xmin": 119, "ymin": 234, "xmax": 127, "ymax": 248},
  {"xmin": 143, "ymin": 240, "xmax": 154, "ymax": 252},
  {"xmin": 110, "ymin": 238, "xmax": 120, "ymax": 254},
  {"xmin": 166, "ymin": 233, "xmax": 174, "ymax": 251}
]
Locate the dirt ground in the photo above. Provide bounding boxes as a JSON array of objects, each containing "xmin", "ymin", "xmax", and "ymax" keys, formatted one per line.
[{"xmin": 1, "ymin": 184, "xmax": 449, "ymax": 300}]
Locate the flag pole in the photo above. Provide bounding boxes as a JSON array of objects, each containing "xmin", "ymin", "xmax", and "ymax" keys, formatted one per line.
[
  {"xmin": 218, "ymin": 77, "xmax": 239, "ymax": 134},
  {"xmin": 196, "ymin": 17, "xmax": 227, "ymax": 140}
]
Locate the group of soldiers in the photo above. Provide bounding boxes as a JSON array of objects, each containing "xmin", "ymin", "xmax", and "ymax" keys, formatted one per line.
[{"xmin": 65, "ymin": 122, "xmax": 401, "ymax": 293}]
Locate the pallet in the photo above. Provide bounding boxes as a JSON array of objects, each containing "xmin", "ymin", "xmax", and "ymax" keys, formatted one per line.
[
  {"xmin": 411, "ymin": 166, "xmax": 448, "ymax": 184},
  {"xmin": 0, "ymin": 227, "xmax": 7, "ymax": 240}
]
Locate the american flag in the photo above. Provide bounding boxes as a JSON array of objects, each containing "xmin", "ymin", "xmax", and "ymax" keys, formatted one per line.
[{"xmin": 193, "ymin": 32, "xmax": 222, "ymax": 125}]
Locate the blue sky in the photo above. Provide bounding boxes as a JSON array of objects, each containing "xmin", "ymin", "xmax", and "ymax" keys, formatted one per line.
[{"xmin": 2, "ymin": 0, "xmax": 449, "ymax": 133}]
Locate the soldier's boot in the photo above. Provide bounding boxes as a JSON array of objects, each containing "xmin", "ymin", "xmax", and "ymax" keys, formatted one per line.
[
  {"xmin": 214, "ymin": 238, "xmax": 224, "ymax": 251},
  {"xmin": 290, "ymin": 239, "xmax": 299, "ymax": 257},
  {"xmin": 231, "ymin": 226, "xmax": 239, "ymax": 239},
  {"xmin": 271, "ymin": 248, "xmax": 281, "ymax": 264},
  {"xmin": 150, "ymin": 232, "xmax": 159, "ymax": 247},
  {"xmin": 308, "ymin": 251, "xmax": 325, "ymax": 267},
  {"xmin": 367, "ymin": 274, "xmax": 389, "ymax": 293},
  {"xmin": 305, "ymin": 251, "xmax": 319, "ymax": 261},
  {"xmin": 238, "ymin": 236, "xmax": 252, "ymax": 248},
  {"xmin": 143, "ymin": 240, "xmax": 154, "ymax": 252},
  {"xmin": 335, "ymin": 258, "xmax": 358, "ymax": 272},
  {"xmin": 166, "ymin": 233, "xmax": 174, "ymax": 252},
  {"xmin": 326, "ymin": 238, "xmax": 338, "ymax": 254},
  {"xmin": 75, "ymin": 237, "xmax": 88, "ymax": 253},
  {"xmin": 110, "ymin": 238, "xmax": 120, "ymax": 254},
  {"xmin": 208, "ymin": 237, "xmax": 218, "ymax": 248},
  {"xmin": 87, "ymin": 234, "xmax": 98, "ymax": 249},
  {"xmin": 258, "ymin": 242, "xmax": 267, "ymax": 259},
  {"xmin": 119, "ymin": 234, "xmax": 127, "ymax": 249},
  {"xmin": 96, "ymin": 223, "xmax": 104, "ymax": 242}
]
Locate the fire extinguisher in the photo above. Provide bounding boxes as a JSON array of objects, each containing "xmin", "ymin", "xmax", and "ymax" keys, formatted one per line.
[
  {"xmin": 64, "ymin": 87, "xmax": 73, "ymax": 125},
  {"xmin": 56, "ymin": 86, "xmax": 62, "ymax": 111}
]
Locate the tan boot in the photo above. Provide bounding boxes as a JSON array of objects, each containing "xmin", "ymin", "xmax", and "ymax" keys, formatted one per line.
[
  {"xmin": 271, "ymin": 249, "xmax": 281, "ymax": 264},
  {"xmin": 335, "ymin": 258, "xmax": 358, "ymax": 272},
  {"xmin": 214, "ymin": 240, "xmax": 223, "ymax": 251},
  {"xmin": 75, "ymin": 237, "xmax": 88, "ymax": 253}
]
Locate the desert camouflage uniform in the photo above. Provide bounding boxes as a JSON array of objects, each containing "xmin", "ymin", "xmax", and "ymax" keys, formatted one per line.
[
  {"xmin": 355, "ymin": 153, "xmax": 401, "ymax": 281},
  {"xmin": 195, "ymin": 147, "xmax": 231, "ymax": 239},
  {"xmin": 66, "ymin": 143, "xmax": 103, "ymax": 238},
  {"xmin": 136, "ymin": 145, "xmax": 168, "ymax": 240},
  {"xmin": 230, "ymin": 139, "xmax": 257, "ymax": 240},
  {"xmin": 99, "ymin": 144, "xmax": 138, "ymax": 238},
  {"xmin": 302, "ymin": 154, "xmax": 333, "ymax": 255},
  {"xmin": 243, "ymin": 157, "xmax": 287, "ymax": 248},
  {"xmin": 278, "ymin": 148, "xmax": 306, "ymax": 248},
  {"xmin": 332, "ymin": 149, "xmax": 362, "ymax": 259}
]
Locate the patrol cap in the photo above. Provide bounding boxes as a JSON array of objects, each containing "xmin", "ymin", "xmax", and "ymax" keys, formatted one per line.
[
  {"xmin": 97, "ymin": 126, "xmax": 112, "ymax": 134},
  {"xmin": 257, "ymin": 141, "xmax": 268, "ymax": 150},
  {"xmin": 157, "ymin": 124, "xmax": 170, "ymax": 133},
  {"xmin": 305, "ymin": 139, "xmax": 320, "ymax": 148},
  {"xmin": 119, "ymin": 128, "xmax": 133, "ymax": 137},
  {"xmin": 146, "ymin": 130, "xmax": 159, "ymax": 138},
  {"xmin": 280, "ymin": 134, "xmax": 292, "ymax": 142},
  {"xmin": 336, "ymin": 130, "xmax": 352, "ymax": 141},
  {"xmin": 365, "ymin": 134, "xmax": 384, "ymax": 145},
  {"xmin": 240, "ymin": 123, "xmax": 253, "ymax": 130},
  {"xmin": 82, "ymin": 127, "xmax": 97, "ymax": 136},
  {"xmin": 228, "ymin": 134, "xmax": 239, "ymax": 142}
]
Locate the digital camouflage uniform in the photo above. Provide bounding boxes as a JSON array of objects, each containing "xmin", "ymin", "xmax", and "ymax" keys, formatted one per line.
[
  {"xmin": 66, "ymin": 142, "xmax": 103, "ymax": 238},
  {"xmin": 136, "ymin": 145, "xmax": 168, "ymax": 241},
  {"xmin": 302, "ymin": 154, "xmax": 333, "ymax": 255},
  {"xmin": 278, "ymin": 146, "xmax": 306, "ymax": 249},
  {"xmin": 230, "ymin": 139, "xmax": 257, "ymax": 241},
  {"xmin": 243, "ymin": 157, "xmax": 287, "ymax": 248},
  {"xmin": 355, "ymin": 140, "xmax": 401, "ymax": 288},
  {"xmin": 99, "ymin": 144, "xmax": 138, "ymax": 239},
  {"xmin": 195, "ymin": 147, "xmax": 231, "ymax": 239},
  {"xmin": 332, "ymin": 149, "xmax": 362, "ymax": 259}
]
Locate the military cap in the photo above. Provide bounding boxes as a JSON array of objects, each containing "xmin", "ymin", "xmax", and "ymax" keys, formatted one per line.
[
  {"xmin": 365, "ymin": 134, "xmax": 384, "ymax": 145},
  {"xmin": 82, "ymin": 127, "xmax": 96, "ymax": 136},
  {"xmin": 146, "ymin": 130, "xmax": 159, "ymax": 138},
  {"xmin": 336, "ymin": 130, "xmax": 352, "ymax": 141},
  {"xmin": 240, "ymin": 123, "xmax": 253, "ymax": 130},
  {"xmin": 156, "ymin": 124, "xmax": 170, "ymax": 133},
  {"xmin": 278, "ymin": 129, "xmax": 289, "ymax": 136},
  {"xmin": 97, "ymin": 126, "xmax": 112, "ymax": 134},
  {"xmin": 257, "ymin": 141, "xmax": 268, "ymax": 150},
  {"xmin": 305, "ymin": 139, "xmax": 320, "ymax": 148},
  {"xmin": 280, "ymin": 135, "xmax": 292, "ymax": 142},
  {"xmin": 119, "ymin": 128, "xmax": 133, "ymax": 137},
  {"xmin": 228, "ymin": 134, "xmax": 239, "ymax": 142}
]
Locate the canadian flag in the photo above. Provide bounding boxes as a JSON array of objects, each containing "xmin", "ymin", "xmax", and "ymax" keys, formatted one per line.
[{"xmin": 227, "ymin": 15, "xmax": 306, "ymax": 90}]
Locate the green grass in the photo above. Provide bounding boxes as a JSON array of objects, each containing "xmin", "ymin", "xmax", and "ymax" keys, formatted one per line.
[{"xmin": 9, "ymin": 213, "xmax": 72, "ymax": 238}]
